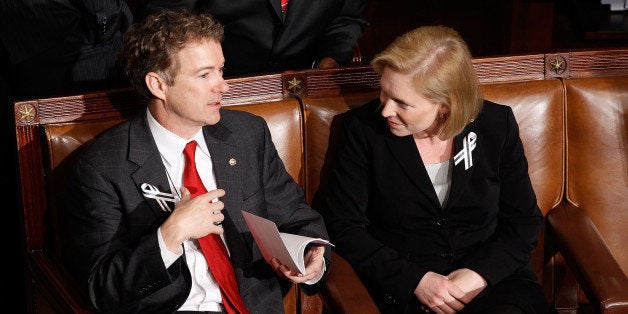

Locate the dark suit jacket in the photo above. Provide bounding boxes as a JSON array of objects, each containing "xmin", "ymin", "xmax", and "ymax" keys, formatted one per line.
[
  {"xmin": 321, "ymin": 99, "xmax": 543, "ymax": 312},
  {"xmin": 140, "ymin": 0, "xmax": 370, "ymax": 77},
  {"xmin": 65, "ymin": 109, "xmax": 329, "ymax": 313}
]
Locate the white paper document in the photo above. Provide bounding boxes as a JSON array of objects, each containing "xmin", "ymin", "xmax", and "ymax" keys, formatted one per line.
[{"xmin": 241, "ymin": 211, "xmax": 333, "ymax": 274}]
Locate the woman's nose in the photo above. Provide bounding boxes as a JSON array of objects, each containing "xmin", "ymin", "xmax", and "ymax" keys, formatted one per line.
[{"xmin": 380, "ymin": 101, "xmax": 394, "ymax": 117}]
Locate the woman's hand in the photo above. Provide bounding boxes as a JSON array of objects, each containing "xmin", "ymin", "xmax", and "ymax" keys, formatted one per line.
[
  {"xmin": 415, "ymin": 271, "xmax": 470, "ymax": 314},
  {"xmin": 446, "ymin": 268, "xmax": 487, "ymax": 301}
]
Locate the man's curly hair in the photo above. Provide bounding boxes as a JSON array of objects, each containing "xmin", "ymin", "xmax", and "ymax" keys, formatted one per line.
[{"xmin": 121, "ymin": 10, "xmax": 224, "ymax": 98}]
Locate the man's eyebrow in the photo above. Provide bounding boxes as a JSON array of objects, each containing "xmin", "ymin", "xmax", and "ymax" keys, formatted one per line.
[
  {"xmin": 196, "ymin": 63, "xmax": 225, "ymax": 71},
  {"xmin": 193, "ymin": 66, "xmax": 215, "ymax": 74}
]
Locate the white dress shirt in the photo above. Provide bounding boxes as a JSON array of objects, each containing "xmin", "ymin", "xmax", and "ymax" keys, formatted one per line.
[
  {"xmin": 147, "ymin": 109, "xmax": 224, "ymax": 312},
  {"xmin": 147, "ymin": 109, "xmax": 325, "ymax": 311}
]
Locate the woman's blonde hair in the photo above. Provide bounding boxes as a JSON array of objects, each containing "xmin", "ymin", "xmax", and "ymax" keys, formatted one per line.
[{"xmin": 371, "ymin": 26, "xmax": 483, "ymax": 139}]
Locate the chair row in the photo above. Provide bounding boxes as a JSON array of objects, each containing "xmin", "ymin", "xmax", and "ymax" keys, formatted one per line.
[{"xmin": 12, "ymin": 49, "xmax": 628, "ymax": 313}]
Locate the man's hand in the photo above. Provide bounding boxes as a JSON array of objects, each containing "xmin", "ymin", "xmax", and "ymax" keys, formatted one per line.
[
  {"xmin": 315, "ymin": 57, "xmax": 340, "ymax": 69},
  {"xmin": 160, "ymin": 187, "xmax": 226, "ymax": 252},
  {"xmin": 270, "ymin": 245, "xmax": 326, "ymax": 284},
  {"xmin": 415, "ymin": 271, "xmax": 470, "ymax": 314}
]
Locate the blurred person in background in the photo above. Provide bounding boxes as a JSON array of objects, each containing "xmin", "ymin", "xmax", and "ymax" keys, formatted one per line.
[{"xmin": 140, "ymin": 0, "xmax": 370, "ymax": 77}]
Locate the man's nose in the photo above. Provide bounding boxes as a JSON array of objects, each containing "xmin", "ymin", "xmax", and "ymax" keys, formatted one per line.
[{"xmin": 215, "ymin": 77, "xmax": 229, "ymax": 93}]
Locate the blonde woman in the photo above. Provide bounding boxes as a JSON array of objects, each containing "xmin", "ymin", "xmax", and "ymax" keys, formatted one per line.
[{"xmin": 321, "ymin": 26, "xmax": 548, "ymax": 314}]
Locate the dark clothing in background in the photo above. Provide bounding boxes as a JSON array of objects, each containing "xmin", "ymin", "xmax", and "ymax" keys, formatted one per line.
[
  {"xmin": 140, "ymin": 0, "xmax": 370, "ymax": 77},
  {"xmin": 0, "ymin": 1, "xmax": 132, "ymax": 310},
  {"xmin": 0, "ymin": 0, "xmax": 132, "ymax": 98}
]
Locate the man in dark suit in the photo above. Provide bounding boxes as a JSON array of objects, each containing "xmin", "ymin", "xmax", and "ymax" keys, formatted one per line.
[
  {"xmin": 139, "ymin": 0, "xmax": 371, "ymax": 77},
  {"xmin": 64, "ymin": 10, "xmax": 329, "ymax": 313}
]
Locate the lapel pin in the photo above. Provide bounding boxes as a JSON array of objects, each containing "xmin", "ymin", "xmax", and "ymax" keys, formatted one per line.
[
  {"xmin": 229, "ymin": 158, "xmax": 237, "ymax": 166},
  {"xmin": 454, "ymin": 131, "xmax": 476, "ymax": 170},
  {"xmin": 141, "ymin": 183, "xmax": 179, "ymax": 212}
]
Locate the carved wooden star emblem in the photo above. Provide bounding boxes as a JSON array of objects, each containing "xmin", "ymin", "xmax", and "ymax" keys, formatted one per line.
[
  {"xmin": 18, "ymin": 104, "xmax": 36, "ymax": 122},
  {"xmin": 286, "ymin": 76, "xmax": 303, "ymax": 95},
  {"xmin": 549, "ymin": 56, "xmax": 566, "ymax": 75}
]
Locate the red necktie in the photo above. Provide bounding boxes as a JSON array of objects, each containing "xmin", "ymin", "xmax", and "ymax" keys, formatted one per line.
[
  {"xmin": 183, "ymin": 141, "xmax": 249, "ymax": 314},
  {"xmin": 281, "ymin": 0, "xmax": 289, "ymax": 12}
]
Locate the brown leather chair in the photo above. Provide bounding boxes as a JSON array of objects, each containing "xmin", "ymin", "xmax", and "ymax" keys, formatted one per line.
[
  {"xmin": 547, "ymin": 76, "xmax": 628, "ymax": 314},
  {"xmin": 482, "ymin": 79, "xmax": 566, "ymax": 305}
]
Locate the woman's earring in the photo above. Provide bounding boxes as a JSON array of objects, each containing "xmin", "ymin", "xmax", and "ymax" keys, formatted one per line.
[{"xmin": 440, "ymin": 112, "xmax": 445, "ymax": 119}]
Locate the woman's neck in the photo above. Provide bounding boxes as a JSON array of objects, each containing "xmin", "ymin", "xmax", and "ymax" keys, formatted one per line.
[{"xmin": 414, "ymin": 136, "xmax": 453, "ymax": 164}]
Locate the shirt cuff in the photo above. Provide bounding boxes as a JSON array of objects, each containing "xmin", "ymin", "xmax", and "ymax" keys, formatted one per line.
[{"xmin": 158, "ymin": 227, "xmax": 183, "ymax": 268}]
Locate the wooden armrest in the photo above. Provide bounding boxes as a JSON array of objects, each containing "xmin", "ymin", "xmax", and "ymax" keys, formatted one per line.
[
  {"xmin": 321, "ymin": 251, "xmax": 379, "ymax": 314},
  {"xmin": 29, "ymin": 251, "xmax": 93, "ymax": 313},
  {"xmin": 547, "ymin": 203, "xmax": 628, "ymax": 312}
]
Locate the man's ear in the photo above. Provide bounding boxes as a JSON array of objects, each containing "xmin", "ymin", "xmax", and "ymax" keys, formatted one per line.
[{"xmin": 145, "ymin": 72, "xmax": 167, "ymax": 100}]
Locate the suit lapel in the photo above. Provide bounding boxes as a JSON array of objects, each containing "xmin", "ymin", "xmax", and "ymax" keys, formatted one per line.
[
  {"xmin": 202, "ymin": 121, "xmax": 250, "ymax": 267},
  {"xmin": 128, "ymin": 114, "xmax": 176, "ymax": 217},
  {"xmin": 446, "ymin": 126, "xmax": 479, "ymax": 210},
  {"xmin": 385, "ymin": 135, "xmax": 442, "ymax": 209},
  {"xmin": 202, "ymin": 122, "xmax": 242, "ymax": 209},
  {"xmin": 268, "ymin": 0, "xmax": 282, "ymax": 20}
]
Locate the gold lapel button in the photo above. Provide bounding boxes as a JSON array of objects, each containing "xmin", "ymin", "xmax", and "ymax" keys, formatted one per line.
[{"xmin": 229, "ymin": 158, "xmax": 237, "ymax": 166}]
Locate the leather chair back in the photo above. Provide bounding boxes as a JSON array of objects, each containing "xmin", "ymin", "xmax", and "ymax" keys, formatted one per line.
[{"xmin": 564, "ymin": 76, "xmax": 628, "ymax": 275}]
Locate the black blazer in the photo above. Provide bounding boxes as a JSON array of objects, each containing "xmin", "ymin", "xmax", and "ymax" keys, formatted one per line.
[
  {"xmin": 65, "ymin": 109, "xmax": 329, "ymax": 313},
  {"xmin": 140, "ymin": 0, "xmax": 370, "ymax": 76},
  {"xmin": 321, "ymin": 99, "xmax": 543, "ymax": 311}
]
